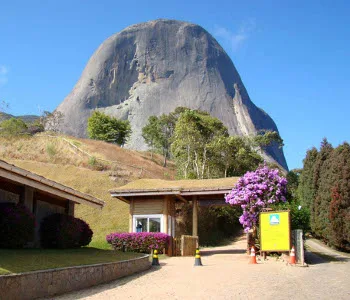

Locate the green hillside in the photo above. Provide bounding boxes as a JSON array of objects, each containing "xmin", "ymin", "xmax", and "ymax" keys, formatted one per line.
[{"xmin": 0, "ymin": 134, "xmax": 175, "ymax": 248}]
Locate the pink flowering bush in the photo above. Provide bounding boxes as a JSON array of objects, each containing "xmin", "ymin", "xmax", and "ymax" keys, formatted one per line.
[
  {"xmin": 225, "ymin": 164, "xmax": 288, "ymax": 232},
  {"xmin": 106, "ymin": 232, "xmax": 170, "ymax": 253}
]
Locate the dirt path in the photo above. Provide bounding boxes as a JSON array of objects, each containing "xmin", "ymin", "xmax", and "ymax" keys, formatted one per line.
[
  {"xmin": 305, "ymin": 238, "xmax": 350, "ymax": 260},
  {"xmin": 53, "ymin": 236, "xmax": 350, "ymax": 300}
]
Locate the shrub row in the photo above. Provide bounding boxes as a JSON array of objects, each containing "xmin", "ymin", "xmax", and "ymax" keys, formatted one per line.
[
  {"xmin": 0, "ymin": 203, "xmax": 36, "ymax": 248},
  {"xmin": 40, "ymin": 213, "xmax": 93, "ymax": 249},
  {"xmin": 0, "ymin": 203, "xmax": 92, "ymax": 249},
  {"xmin": 298, "ymin": 140, "xmax": 350, "ymax": 251},
  {"xmin": 106, "ymin": 232, "xmax": 170, "ymax": 253}
]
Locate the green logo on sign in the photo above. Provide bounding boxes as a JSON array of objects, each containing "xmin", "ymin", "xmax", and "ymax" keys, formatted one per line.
[{"xmin": 269, "ymin": 214, "xmax": 280, "ymax": 225}]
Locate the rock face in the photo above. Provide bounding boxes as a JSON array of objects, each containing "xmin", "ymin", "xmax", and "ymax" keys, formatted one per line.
[{"xmin": 56, "ymin": 19, "xmax": 288, "ymax": 170}]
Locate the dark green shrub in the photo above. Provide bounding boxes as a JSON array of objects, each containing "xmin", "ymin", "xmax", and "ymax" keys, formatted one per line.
[
  {"xmin": 0, "ymin": 203, "xmax": 36, "ymax": 248},
  {"xmin": 271, "ymin": 201, "xmax": 310, "ymax": 232},
  {"xmin": 40, "ymin": 213, "xmax": 93, "ymax": 248},
  {"xmin": 0, "ymin": 118, "xmax": 28, "ymax": 136}
]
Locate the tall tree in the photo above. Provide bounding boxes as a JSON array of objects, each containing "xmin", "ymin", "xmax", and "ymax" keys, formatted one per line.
[
  {"xmin": 312, "ymin": 138, "xmax": 333, "ymax": 238},
  {"xmin": 142, "ymin": 116, "xmax": 161, "ymax": 159},
  {"xmin": 171, "ymin": 109, "xmax": 228, "ymax": 179},
  {"xmin": 209, "ymin": 136, "xmax": 263, "ymax": 177},
  {"xmin": 328, "ymin": 142, "xmax": 350, "ymax": 249},
  {"xmin": 298, "ymin": 147, "xmax": 318, "ymax": 209}
]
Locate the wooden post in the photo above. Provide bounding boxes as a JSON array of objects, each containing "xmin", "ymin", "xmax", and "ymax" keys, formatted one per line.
[
  {"xmin": 20, "ymin": 186, "xmax": 34, "ymax": 212},
  {"xmin": 66, "ymin": 201, "xmax": 75, "ymax": 216},
  {"xmin": 163, "ymin": 196, "xmax": 169, "ymax": 234},
  {"xmin": 129, "ymin": 199, "xmax": 134, "ymax": 233},
  {"xmin": 192, "ymin": 196, "xmax": 198, "ymax": 237}
]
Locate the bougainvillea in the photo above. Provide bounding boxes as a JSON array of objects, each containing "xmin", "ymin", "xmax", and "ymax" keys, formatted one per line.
[
  {"xmin": 225, "ymin": 164, "xmax": 288, "ymax": 232},
  {"xmin": 106, "ymin": 232, "xmax": 170, "ymax": 253}
]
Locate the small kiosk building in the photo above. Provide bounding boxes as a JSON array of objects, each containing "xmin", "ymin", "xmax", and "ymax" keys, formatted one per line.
[{"xmin": 110, "ymin": 177, "xmax": 238, "ymax": 237}]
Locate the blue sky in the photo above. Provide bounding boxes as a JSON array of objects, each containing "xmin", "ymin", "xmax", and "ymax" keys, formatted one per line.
[{"xmin": 1, "ymin": 0, "xmax": 349, "ymax": 170}]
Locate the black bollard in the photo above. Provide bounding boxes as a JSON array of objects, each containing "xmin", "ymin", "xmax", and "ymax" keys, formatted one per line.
[
  {"xmin": 194, "ymin": 248, "xmax": 203, "ymax": 266},
  {"xmin": 152, "ymin": 249, "xmax": 160, "ymax": 266}
]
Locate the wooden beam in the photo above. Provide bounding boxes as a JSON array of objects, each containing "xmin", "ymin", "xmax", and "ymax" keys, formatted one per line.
[
  {"xmin": 110, "ymin": 191, "xmax": 177, "ymax": 197},
  {"xmin": 192, "ymin": 195, "xmax": 198, "ymax": 237},
  {"xmin": 181, "ymin": 190, "xmax": 232, "ymax": 196},
  {"xmin": 0, "ymin": 169, "xmax": 102, "ymax": 209},
  {"xmin": 117, "ymin": 196, "xmax": 130, "ymax": 204},
  {"xmin": 174, "ymin": 194, "xmax": 188, "ymax": 203}
]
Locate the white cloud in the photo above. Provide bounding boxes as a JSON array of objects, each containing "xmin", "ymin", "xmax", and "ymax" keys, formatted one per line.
[
  {"xmin": 0, "ymin": 65, "xmax": 8, "ymax": 86},
  {"xmin": 213, "ymin": 19, "xmax": 256, "ymax": 52}
]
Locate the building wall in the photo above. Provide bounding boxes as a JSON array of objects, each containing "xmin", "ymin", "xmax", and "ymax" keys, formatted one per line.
[
  {"xmin": 130, "ymin": 197, "xmax": 176, "ymax": 236},
  {"xmin": 133, "ymin": 199, "xmax": 164, "ymax": 215}
]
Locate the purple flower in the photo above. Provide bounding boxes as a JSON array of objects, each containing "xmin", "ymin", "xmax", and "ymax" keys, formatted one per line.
[{"xmin": 225, "ymin": 164, "xmax": 288, "ymax": 231}]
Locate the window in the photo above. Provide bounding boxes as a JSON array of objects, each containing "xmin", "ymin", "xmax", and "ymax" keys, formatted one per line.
[{"xmin": 133, "ymin": 214, "xmax": 163, "ymax": 233}]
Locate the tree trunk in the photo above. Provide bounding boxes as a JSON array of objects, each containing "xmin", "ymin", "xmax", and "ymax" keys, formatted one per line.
[
  {"xmin": 200, "ymin": 148, "xmax": 207, "ymax": 179},
  {"xmin": 163, "ymin": 147, "xmax": 168, "ymax": 167}
]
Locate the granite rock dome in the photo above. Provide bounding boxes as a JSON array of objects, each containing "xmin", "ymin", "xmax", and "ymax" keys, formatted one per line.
[{"xmin": 56, "ymin": 19, "xmax": 288, "ymax": 170}]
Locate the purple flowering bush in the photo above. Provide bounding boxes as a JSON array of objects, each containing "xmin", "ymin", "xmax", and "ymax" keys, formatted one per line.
[
  {"xmin": 106, "ymin": 232, "xmax": 170, "ymax": 253},
  {"xmin": 40, "ymin": 213, "xmax": 93, "ymax": 248},
  {"xmin": 225, "ymin": 164, "xmax": 288, "ymax": 232},
  {"xmin": 0, "ymin": 202, "xmax": 36, "ymax": 248}
]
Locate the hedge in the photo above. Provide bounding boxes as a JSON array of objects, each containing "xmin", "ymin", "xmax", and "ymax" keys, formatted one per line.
[
  {"xmin": 0, "ymin": 203, "xmax": 36, "ymax": 248},
  {"xmin": 40, "ymin": 213, "xmax": 93, "ymax": 249},
  {"xmin": 106, "ymin": 232, "xmax": 170, "ymax": 253}
]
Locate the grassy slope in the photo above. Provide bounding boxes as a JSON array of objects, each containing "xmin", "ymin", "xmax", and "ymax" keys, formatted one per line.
[
  {"xmin": 0, "ymin": 134, "xmax": 175, "ymax": 248},
  {"xmin": 0, "ymin": 248, "xmax": 142, "ymax": 275}
]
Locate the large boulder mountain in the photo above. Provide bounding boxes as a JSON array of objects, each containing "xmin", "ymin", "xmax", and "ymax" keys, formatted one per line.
[{"xmin": 56, "ymin": 19, "xmax": 288, "ymax": 170}]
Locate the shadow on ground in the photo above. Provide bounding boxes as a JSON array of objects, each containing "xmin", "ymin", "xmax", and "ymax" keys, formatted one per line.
[
  {"xmin": 201, "ymin": 249, "xmax": 246, "ymax": 256},
  {"xmin": 305, "ymin": 251, "xmax": 350, "ymax": 265}
]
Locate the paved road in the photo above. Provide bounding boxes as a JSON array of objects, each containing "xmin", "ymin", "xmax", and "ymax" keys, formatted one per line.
[{"xmin": 54, "ymin": 236, "xmax": 350, "ymax": 300}]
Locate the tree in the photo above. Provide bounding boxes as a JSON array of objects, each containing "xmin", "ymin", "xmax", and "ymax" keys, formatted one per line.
[
  {"xmin": 41, "ymin": 110, "xmax": 64, "ymax": 133},
  {"xmin": 311, "ymin": 138, "xmax": 333, "ymax": 239},
  {"xmin": 210, "ymin": 136, "xmax": 263, "ymax": 177},
  {"xmin": 142, "ymin": 108, "xmax": 186, "ymax": 166},
  {"xmin": 142, "ymin": 116, "xmax": 161, "ymax": 159},
  {"xmin": 328, "ymin": 143, "xmax": 350, "ymax": 249},
  {"xmin": 298, "ymin": 147, "xmax": 318, "ymax": 209},
  {"xmin": 171, "ymin": 109, "xmax": 228, "ymax": 179},
  {"xmin": 225, "ymin": 164, "xmax": 288, "ymax": 232},
  {"xmin": 252, "ymin": 129, "xmax": 284, "ymax": 149},
  {"xmin": 87, "ymin": 111, "xmax": 131, "ymax": 145},
  {"xmin": 142, "ymin": 114, "xmax": 177, "ymax": 167},
  {"xmin": 0, "ymin": 118, "xmax": 28, "ymax": 136},
  {"xmin": 0, "ymin": 100, "xmax": 8, "ymax": 113}
]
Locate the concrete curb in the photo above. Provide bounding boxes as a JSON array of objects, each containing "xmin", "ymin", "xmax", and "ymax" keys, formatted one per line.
[{"xmin": 0, "ymin": 254, "xmax": 151, "ymax": 300}]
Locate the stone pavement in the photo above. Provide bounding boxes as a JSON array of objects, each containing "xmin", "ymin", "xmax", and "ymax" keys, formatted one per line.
[{"xmin": 54, "ymin": 235, "xmax": 350, "ymax": 300}]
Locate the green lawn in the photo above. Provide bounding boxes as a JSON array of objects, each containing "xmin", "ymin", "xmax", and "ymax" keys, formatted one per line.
[{"xmin": 0, "ymin": 248, "xmax": 144, "ymax": 275}]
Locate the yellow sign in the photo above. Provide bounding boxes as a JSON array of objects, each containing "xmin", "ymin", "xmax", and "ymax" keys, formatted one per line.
[{"xmin": 260, "ymin": 211, "xmax": 290, "ymax": 251}]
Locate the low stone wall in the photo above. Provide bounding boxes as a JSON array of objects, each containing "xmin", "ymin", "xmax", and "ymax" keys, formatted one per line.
[{"xmin": 0, "ymin": 254, "xmax": 151, "ymax": 300}]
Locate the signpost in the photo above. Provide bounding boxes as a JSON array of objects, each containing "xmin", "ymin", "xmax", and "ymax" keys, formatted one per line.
[{"xmin": 260, "ymin": 211, "xmax": 291, "ymax": 252}]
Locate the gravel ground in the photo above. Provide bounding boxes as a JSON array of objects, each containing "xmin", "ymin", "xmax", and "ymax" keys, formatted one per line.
[{"xmin": 52, "ymin": 236, "xmax": 350, "ymax": 300}]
